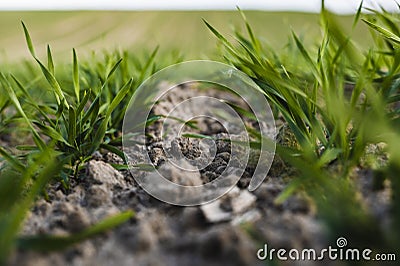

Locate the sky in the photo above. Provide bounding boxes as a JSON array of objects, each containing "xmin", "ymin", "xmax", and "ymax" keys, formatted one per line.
[{"xmin": 0, "ymin": 0, "xmax": 398, "ymax": 14}]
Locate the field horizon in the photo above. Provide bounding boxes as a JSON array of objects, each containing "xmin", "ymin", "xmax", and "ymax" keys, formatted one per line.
[{"xmin": 0, "ymin": 11, "xmax": 370, "ymax": 65}]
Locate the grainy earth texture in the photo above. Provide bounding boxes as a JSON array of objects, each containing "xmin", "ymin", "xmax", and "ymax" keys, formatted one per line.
[{"xmin": 10, "ymin": 85, "xmax": 392, "ymax": 266}]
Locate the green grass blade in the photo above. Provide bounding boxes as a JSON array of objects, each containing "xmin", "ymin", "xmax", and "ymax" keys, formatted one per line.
[
  {"xmin": 137, "ymin": 47, "xmax": 158, "ymax": 83},
  {"xmin": 203, "ymin": 19, "xmax": 232, "ymax": 49},
  {"xmin": 47, "ymin": 45, "xmax": 55, "ymax": 75},
  {"xmin": 362, "ymin": 19, "xmax": 400, "ymax": 45},
  {"xmin": 109, "ymin": 163, "xmax": 130, "ymax": 171},
  {"xmin": 32, "ymin": 121, "xmax": 70, "ymax": 146},
  {"xmin": 220, "ymin": 100, "xmax": 256, "ymax": 120},
  {"xmin": 0, "ymin": 148, "xmax": 63, "ymax": 262},
  {"xmin": 20, "ymin": 22, "xmax": 69, "ymax": 109},
  {"xmin": 107, "ymin": 78, "xmax": 133, "ymax": 117},
  {"xmin": 89, "ymin": 117, "xmax": 107, "ymax": 154},
  {"xmin": 100, "ymin": 144, "xmax": 126, "ymax": 163},
  {"xmin": 317, "ymin": 148, "xmax": 342, "ymax": 167},
  {"xmin": 90, "ymin": 79, "xmax": 133, "ymax": 154},
  {"xmin": 76, "ymin": 90, "xmax": 91, "ymax": 116},
  {"xmin": 365, "ymin": 7, "xmax": 400, "ymax": 36},
  {"xmin": 10, "ymin": 75, "xmax": 56, "ymax": 127},
  {"xmin": 0, "ymin": 73, "xmax": 45, "ymax": 149},
  {"xmin": 15, "ymin": 145, "xmax": 39, "ymax": 151},
  {"xmin": 106, "ymin": 58, "xmax": 123, "ymax": 80},
  {"xmin": 353, "ymin": 0, "xmax": 364, "ymax": 29},
  {"xmin": 21, "ymin": 21, "xmax": 36, "ymax": 57},
  {"xmin": 86, "ymin": 96, "xmax": 100, "ymax": 125},
  {"xmin": 235, "ymin": 37, "xmax": 263, "ymax": 66},
  {"xmin": 73, "ymin": 49, "xmax": 80, "ymax": 102},
  {"xmin": 203, "ymin": 19, "xmax": 243, "ymax": 59},
  {"xmin": 181, "ymin": 133, "xmax": 213, "ymax": 139},
  {"xmin": 291, "ymin": 31, "xmax": 320, "ymax": 81},
  {"xmin": 68, "ymin": 107, "xmax": 77, "ymax": 146},
  {"xmin": 17, "ymin": 211, "xmax": 134, "ymax": 252},
  {"xmin": 35, "ymin": 59, "xmax": 69, "ymax": 109},
  {"xmin": 0, "ymin": 147, "xmax": 25, "ymax": 172},
  {"xmin": 131, "ymin": 163, "xmax": 157, "ymax": 172},
  {"xmin": 237, "ymin": 7, "xmax": 261, "ymax": 52}
]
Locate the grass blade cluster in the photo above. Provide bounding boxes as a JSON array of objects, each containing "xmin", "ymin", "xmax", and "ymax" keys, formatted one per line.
[{"xmin": 205, "ymin": 7, "xmax": 400, "ymax": 247}]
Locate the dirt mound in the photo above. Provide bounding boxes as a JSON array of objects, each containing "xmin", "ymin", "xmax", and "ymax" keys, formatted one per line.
[{"xmin": 12, "ymin": 84, "xmax": 390, "ymax": 266}]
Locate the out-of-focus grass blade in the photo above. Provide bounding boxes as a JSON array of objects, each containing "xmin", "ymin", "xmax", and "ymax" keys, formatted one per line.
[
  {"xmin": 0, "ymin": 73, "xmax": 46, "ymax": 149},
  {"xmin": 388, "ymin": 94, "xmax": 400, "ymax": 103},
  {"xmin": 47, "ymin": 45, "xmax": 55, "ymax": 75},
  {"xmin": 0, "ymin": 147, "xmax": 25, "ymax": 172},
  {"xmin": 0, "ymin": 170, "xmax": 23, "ymax": 211},
  {"xmin": 291, "ymin": 31, "xmax": 320, "ymax": 81},
  {"xmin": 323, "ymin": 11, "xmax": 363, "ymax": 66},
  {"xmin": 0, "ymin": 100, "xmax": 10, "ymax": 114},
  {"xmin": 21, "ymin": 21, "xmax": 36, "ymax": 57},
  {"xmin": 15, "ymin": 145, "xmax": 39, "ymax": 151},
  {"xmin": 17, "ymin": 211, "xmax": 134, "ymax": 252},
  {"xmin": 237, "ymin": 7, "xmax": 261, "ymax": 53},
  {"xmin": 183, "ymin": 120, "xmax": 200, "ymax": 130},
  {"xmin": 220, "ymin": 100, "xmax": 257, "ymax": 120},
  {"xmin": 106, "ymin": 58, "xmax": 123, "ymax": 80},
  {"xmin": 275, "ymin": 178, "xmax": 303, "ymax": 204},
  {"xmin": 230, "ymin": 137, "xmax": 276, "ymax": 153},
  {"xmin": 353, "ymin": 0, "xmax": 364, "ymax": 29},
  {"xmin": 246, "ymin": 125, "xmax": 262, "ymax": 139},
  {"xmin": 137, "ymin": 46, "xmax": 158, "ymax": 83},
  {"xmin": 1, "ymin": 148, "xmax": 63, "ymax": 263},
  {"xmin": 10, "ymin": 75, "xmax": 55, "ymax": 127},
  {"xmin": 317, "ymin": 148, "xmax": 342, "ymax": 167},
  {"xmin": 73, "ymin": 49, "xmax": 80, "ymax": 102},
  {"xmin": 143, "ymin": 115, "xmax": 163, "ymax": 127}
]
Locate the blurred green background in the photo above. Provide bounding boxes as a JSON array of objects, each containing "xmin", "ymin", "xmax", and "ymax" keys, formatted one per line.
[{"xmin": 0, "ymin": 11, "xmax": 371, "ymax": 63}]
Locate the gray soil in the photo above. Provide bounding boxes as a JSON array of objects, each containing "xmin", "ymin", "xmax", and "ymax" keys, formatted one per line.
[{"xmin": 10, "ymin": 84, "xmax": 392, "ymax": 266}]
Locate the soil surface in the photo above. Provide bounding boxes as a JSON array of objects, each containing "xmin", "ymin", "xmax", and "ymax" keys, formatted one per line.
[{"xmin": 10, "ymin": 84, "xmax": 392, "ymax": 266}]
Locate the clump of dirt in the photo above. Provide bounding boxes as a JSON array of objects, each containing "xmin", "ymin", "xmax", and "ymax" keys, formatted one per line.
[{"xmin": 10, "ymin": 83, "xmax": 392, "ymax": 266}]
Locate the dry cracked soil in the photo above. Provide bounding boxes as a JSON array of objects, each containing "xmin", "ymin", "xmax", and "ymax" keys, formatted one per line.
[{"xmin": 10, "ymin": 84, "xmax": 392, "ymax": 266}]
